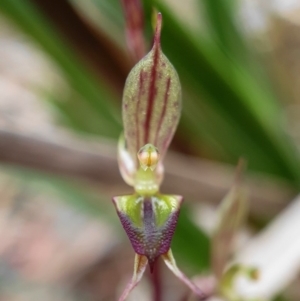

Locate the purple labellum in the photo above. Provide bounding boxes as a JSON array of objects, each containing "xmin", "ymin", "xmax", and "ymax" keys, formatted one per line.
[{"xmin": 113, "ymin": 194, "xmax": 182, "ymax": 272}]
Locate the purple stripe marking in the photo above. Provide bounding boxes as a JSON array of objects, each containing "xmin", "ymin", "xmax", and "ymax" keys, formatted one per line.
[
  {"xmin": 154, "ymin": 77, "xmax": 171, "ymax": 146},
  {"xmin": 144, "ymin": 45, "xmax": 159, "ymax": 144}
]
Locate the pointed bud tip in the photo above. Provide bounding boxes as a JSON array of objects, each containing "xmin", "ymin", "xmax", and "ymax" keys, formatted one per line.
[{"xmin": 154, "ymin": 12, "xmax": 162, "ymax": 45}]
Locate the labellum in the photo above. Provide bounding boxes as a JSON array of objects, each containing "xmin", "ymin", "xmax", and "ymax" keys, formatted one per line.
[
  {"xmin": 114, "ymin": 11, "xmax": 207, "ymax": 301},
  {"xmin": 113, "ymin": 193, "xmax": 182, "ymax": 271}
]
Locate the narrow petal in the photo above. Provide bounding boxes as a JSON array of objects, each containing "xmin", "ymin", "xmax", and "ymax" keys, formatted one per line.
[
  {"xmin": 120, "ymin": 12, "xmax": 182, "ymax": 182},
  {"xmin": 118, "ymin": 254, "xmax": 148, "ymax": 301},
  {"xmin": 121, "ymin": 0, "xmax": 146, "ymax": 62},
  {"xmin": 212, "ymin": 159, "xmax": 248, "ymax": 279},
  {"xmin": 118, "ymin": 133, "xmax": 136, "ymax": 186},
  {"xmin": 162, "ymin": 249, "xmax": 208, "ymax": 300}
]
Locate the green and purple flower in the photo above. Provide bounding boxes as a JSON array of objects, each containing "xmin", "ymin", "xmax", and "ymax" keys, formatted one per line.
[{"xmin": 113, "ymin": 7, "xmax": 207, "ymax": 301}]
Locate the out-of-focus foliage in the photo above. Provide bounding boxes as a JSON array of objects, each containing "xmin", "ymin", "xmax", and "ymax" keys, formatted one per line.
[
  {"xmin": 212, "ymin": 161, "xmax": 248, "ymax": 280},
  {"xmin": 0, "ymin": 0, "xmax": 122, "ymax": 138}
]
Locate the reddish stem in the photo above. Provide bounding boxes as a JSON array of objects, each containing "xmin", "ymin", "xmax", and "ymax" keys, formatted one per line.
[{"xmin": 150, "ymin": 259, "xmax": 163, "ymax": 301}]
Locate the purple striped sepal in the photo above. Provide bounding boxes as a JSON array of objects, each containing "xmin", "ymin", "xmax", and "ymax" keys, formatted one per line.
[{"xmin": 118, "ymin": 13, "xmax": 182, "ymax": 186}]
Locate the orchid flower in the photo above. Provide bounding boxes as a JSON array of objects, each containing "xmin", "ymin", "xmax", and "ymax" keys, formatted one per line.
[{"xmin": 113, "ymin": 10, "xmax": 208, "ymax": 301}]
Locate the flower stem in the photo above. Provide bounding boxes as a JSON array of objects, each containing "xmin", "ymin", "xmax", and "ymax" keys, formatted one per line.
[{"xmin": 150, "ymin": 259, "xmax": 163, "ymax": 301}]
